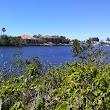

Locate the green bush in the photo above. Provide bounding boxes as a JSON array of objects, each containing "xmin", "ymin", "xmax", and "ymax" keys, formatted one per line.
[{"xmin": 0, "ymin": 61, "xmax": 110, "ymax": 110}]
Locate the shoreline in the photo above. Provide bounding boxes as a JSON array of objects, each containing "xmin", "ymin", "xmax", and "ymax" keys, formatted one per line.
[
  {"xmin": 1, "ymin": 43, "xmax": 110, "ymax": 47},
  {"xmin": 0, "ymin": 43, "xmax": 72, "ymax": 47}
]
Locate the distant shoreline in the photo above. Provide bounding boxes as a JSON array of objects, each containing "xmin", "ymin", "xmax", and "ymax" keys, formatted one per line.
[
  {"xmin": 0, "ymin": 43, "xmax": 72, "ymax": 47},
  {"xmin": 1, "ymin": 43, "xmax": 110, "ymax": 47},
  {"xmin": 25, "ymin": 44, "xmax": 72, "ymax": 46}
]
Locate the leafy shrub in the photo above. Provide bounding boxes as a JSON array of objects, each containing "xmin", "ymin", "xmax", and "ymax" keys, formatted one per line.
[
  {"xmin": 72, "ymin": 39, "xmax": 110, "ymax": 66},
  {"xmin": 0, "ymin": 61, "xmax": 110, "ymax": 110}
]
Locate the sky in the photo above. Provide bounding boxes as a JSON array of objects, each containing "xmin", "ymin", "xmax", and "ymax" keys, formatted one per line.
[{"xmin": 0, "ymin": 0, "xmax": 110, "ymax": 40}]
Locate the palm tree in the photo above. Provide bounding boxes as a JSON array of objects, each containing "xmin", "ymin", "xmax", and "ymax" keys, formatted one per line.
[{"xmin": 1, "ymin": 27, "xmax": 6, "ymax": 35}]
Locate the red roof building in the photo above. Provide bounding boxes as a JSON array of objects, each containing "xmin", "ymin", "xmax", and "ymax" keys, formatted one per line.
[
  {"xmin": 20, "ymin": 35, "xmax": 36, "ymax": 39},
  {"xmin": 20, "ymin": 35, "xmax": 38, "ymax": 44}
]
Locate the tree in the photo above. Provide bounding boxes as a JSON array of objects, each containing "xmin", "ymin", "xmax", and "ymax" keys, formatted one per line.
[
  {"xmin": 106, "ymin": 37, "xmax": 110, "ymax": 41},
  {"xmin": 0, "ymin": 35, "xmax": 23, "ymax": 46},
  {"xmin": 72, "ymin": 39, "xmax": 110, "ymax": 66},
  {"xmin": 33, "ymin": 34, "xmax": 42, "ymax": 39},
  {"xmin": 58, "ymin": 36, "xmax": 70, "ymax": 44},
  {"xmin": 0, "ymin": 35, "xmax": 10, "ymax": 46},
  {"xmin": 33, "ymin": 35, "xmax": 38, "ymax": 38},
  {"xmin": 1, "ymin": 27, "xmax": 6, "ymax": 35},
  {"xmin": 89, "ymin": 37, "xmax": 99, "ymax": 42}
]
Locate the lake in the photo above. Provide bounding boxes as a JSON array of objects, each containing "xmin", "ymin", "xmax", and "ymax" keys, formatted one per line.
[
  {"xmin": 0, "ymin": 46, "xmax": 74, "ymax": 66},
  {"xmin": 1, "ymin": 45, "xmax": 110, "ymax": 67}
]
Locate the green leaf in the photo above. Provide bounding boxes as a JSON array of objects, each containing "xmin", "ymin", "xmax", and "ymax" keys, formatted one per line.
[
  {"xmin": 55, "ymin": 101, "xmax": 70, "ymax": 110},
  {"xmin": 9, "ymin": 101, "xmax": 21, "ymax": 110}
]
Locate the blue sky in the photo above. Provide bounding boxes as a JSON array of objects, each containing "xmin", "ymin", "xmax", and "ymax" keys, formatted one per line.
[{"xmin": 0, "ymin": 0, "xmax": 110, "ymax": 40}]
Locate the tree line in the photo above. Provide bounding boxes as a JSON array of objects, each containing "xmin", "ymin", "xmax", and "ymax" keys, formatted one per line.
[
  {"xmin": 33, "ymin": 34, "xmax": 70, "ymax": 44},
  {"xmin": 89, "ymin": 37, "xmax": 99, "ymax": 42},
  {"xmin": 0, "ymin": 35, "xmax": 23, "ymax": 46},
  {"xmin": 0, "ymin": 34, "xmax": 70, "ymax": 46}
]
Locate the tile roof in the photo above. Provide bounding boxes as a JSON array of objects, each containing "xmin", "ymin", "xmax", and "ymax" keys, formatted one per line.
[{"xmin": 21, "ymin": 35, "xmax": 36, "ymax": 39}]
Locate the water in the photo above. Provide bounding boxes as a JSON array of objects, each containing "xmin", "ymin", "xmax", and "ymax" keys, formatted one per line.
[
  {"xmin": 1, "ymin": 45, "xmax": 110, "ymax": 67},
  {"xmin": 0, "ymin": 46, "xmax": 74, "ymax": 65}
]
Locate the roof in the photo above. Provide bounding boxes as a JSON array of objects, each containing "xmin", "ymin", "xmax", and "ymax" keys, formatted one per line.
[{"xmin": 20, "ymin": 35, "xmax": 36, "ymax": 39}]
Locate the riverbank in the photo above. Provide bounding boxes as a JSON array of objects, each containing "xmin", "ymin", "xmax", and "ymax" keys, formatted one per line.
[
  {"xmin": 0, "ymin": 43, "xmax": 72, "ymax": 47},
  {"xmin": 23, "ymin": 43, "xmax": 72, "ymax": 46}
]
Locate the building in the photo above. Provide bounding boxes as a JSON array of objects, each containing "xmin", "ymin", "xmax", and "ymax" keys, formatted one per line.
[{"xmin": 20, "ymin": 35, "xmax": 39, "ymax": 44}]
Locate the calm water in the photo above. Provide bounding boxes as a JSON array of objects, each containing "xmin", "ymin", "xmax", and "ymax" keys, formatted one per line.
[
  {"xmin": 1, "ymin": 45, "xmax": 110, "ymax": 66},
  {"xmin": 0, "ymin": 46, "xmax": 74, "ymax": 65}
]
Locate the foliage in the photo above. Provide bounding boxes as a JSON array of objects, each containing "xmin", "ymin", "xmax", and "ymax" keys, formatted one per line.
[
  {"xmin": 0, "ymin": 35, "xmax": 23, "ymax": 46},
  {"xmin": 106, "ymin": 37, "xmax": 110, "ymax": 41},
  {"xmin": 0, "ymin": 50, "xmax": 42, "ymax": 110},
  {"xmin": 0, "ymin": 60, "xmax": 110, "ymax": 109},
  {"xmin": 52, "ymin": 35, "xmax": 70, "ymax": 44},
  {"xmin": 72, "ymin": 39, "xmax": 110, "ymax": 66},
  {"xmin": 1, "ymin": 28, "xmax": 6, "ymax": 33},
  {"xmin": 0, "ymin": 34, "xmax": 70, "ymax": 46},
  {"xmin": 89, "ymin": 37, "xmax": 99, "ymax": 42}
]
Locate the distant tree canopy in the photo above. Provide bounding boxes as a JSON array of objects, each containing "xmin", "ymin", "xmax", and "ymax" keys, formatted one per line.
[
  {"xmin": 0, "ymin": 34, "xmax": 70, "ymax": 46},
  {"xmin": 52, "ymin": 35, "xmax": 70, "ymax": 44},
  {"xmin": 58, "ymin": 36, "xmax": 70, "ymax": 44},
  {"xmin": 0, "ymin": 35, "xmax": 23, "ymax": 46},
  {"xmin": 89, "ymin": 37, "xmax": 99, "ymax": 42},
  {"xmin": 1, "ymin": 27, "xmax": 6, "ymax": 33},
  {"xmin": 33, "ymin": 34, "xmax": 42, "ymax": 38},
  {"xmin": 33, "ymin": 35, "xmax": 70, "ymax": 44},
  {"xmin": 106, "ymin": 37, "xmax": 110, "ymax": 41}
]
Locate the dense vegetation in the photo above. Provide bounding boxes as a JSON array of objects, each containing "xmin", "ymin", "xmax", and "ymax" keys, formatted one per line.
[
  {"xmin": 89, "ymin": 37, "xmax": 99, "ymax": 42},
  {"xmin": 0, "ymin": 40, "xmax": 110, "ymax": 110},
  {"xmin": 0, "ymin": 34, "xmax": 70, "ymax": 46},
  {"xmin": 33, "ymin": 35, "xmax": 70, "ymax": 44},
  {"xmin": 106, "ymin": 37, "xmax": 110, "ymax": 41},
  {"xmin": 0, "ymin": 35, "xmax": 23, "ymax": 46}
]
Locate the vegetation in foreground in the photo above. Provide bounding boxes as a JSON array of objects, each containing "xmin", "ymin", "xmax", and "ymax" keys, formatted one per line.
[{"xmin": 0, "ymin": 40, "xmax": 110, "ymax": 110}]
